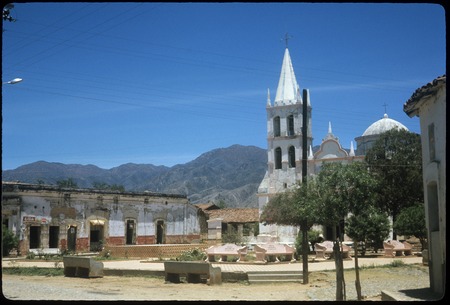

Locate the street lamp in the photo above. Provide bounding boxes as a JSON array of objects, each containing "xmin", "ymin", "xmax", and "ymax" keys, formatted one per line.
[{"xmin": 2, "ymin": 78, "xmax": 23, "ymax": 85}]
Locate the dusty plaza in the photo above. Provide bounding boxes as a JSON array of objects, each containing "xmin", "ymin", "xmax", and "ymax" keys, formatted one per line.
[{"xmin": 1, "ymin": 255, "xmax": 438, "ymax": 301}]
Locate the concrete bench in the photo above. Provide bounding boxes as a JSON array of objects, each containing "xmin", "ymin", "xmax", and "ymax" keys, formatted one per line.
[
  {"xmin": 63, "ymin": 256, "xmax": 104, "ymax": 278},
  {"xmin": 314, "ymin": 241, "xmax": 351, "ymax": 259},
  {"xmin": 204, "ymin": 243, "xmax": 247, "ymax": 262},
  {"xmin": 164, "ymin": 261, "xmax": 221, "ymax": 285},
  {"xmin": 254, "ymin": 243, "xmax": 296, "ymax": 263},
  {"xmin": 383, "ymin": 240, "xmax": 413, "ymax": 257}
]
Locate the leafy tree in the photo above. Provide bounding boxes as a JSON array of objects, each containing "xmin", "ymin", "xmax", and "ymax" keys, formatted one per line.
[
  {"xmin": 260, "ymin": 180, "xmax": 320, "ymax": 284},
  {"xmin": 92, "ymin": 182, "xmax": 125, "ymax": 192},
  {"xmin": 56, "ymin": 178, "xmax": 78, "ymax": 189},
  {"xmin": 109, "ymin": 184, "xmax": 125, "ymax": 192},
  {"xmin": 346, "ymin": 206, "xmax": 390, "ymax": 256},
  {"xmin": 315, "ymin": 161, "xmax": 379, "ymax": 301},
  {"xmin": 92, "ymin": 182, "xmax": 109, "ymax": 190},
  {"xmin": 365, "ymin": 129, "xmax": 423, "ymax": 238},
  {"xmin": 2, "ymin": 225, "xmax": 19, "ymax": 257},
  {"xmin": 394, "ymin": 203, "xmax": 427, "ymax": 250}
]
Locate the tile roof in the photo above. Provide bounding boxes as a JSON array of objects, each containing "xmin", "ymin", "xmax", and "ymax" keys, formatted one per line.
[
  {"xmin": 207, "ymin": 208, "xmax": 259, "ymax": 223},
  {"xmin": 404, "ymin": 75, "xmax": 446, "ymax": 117}
]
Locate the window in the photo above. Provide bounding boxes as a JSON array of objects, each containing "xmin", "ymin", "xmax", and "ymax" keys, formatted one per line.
[
  {"xmin": 428, "ymin": 123, "xmax": 436, "ymax": 161},
  {"xmin": 275, "ymin": 147, "xmax": 282, "ymax": 169},
  {"xmin": 287, "ymin": 115, "xmax": 295, "ymax": 136},
  {"xmin": 288, "ymin": 146, "xmax": 296, "ymax": 168},
  {"xmin": 273, "ymin": 116, "xmax": 281, "ymax": 137}
]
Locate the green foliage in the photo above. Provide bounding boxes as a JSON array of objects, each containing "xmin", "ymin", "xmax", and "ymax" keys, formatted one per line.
[
  {"xmin": 365, "ymin": 129, "xmax": 423, "ymax": 222},
  {"xmin": 176, "ymin": 248, "xmax": 206, "ymax": 261},
  {"xmin": 222, "ymin": 225, "xmax": 243, "ymax": 244},
  {"xmin": 92, "ymin": 182, "xmax": 126, "ymax": 192},
  {"xmin": 315, "ymin": 162, "xmax": 379, "ymax": 230},
  {"xmin": 2, "ymin": 225, "xmax": 19, "ymax": 257},
  {"xmin": 56, "ymin": 178, "xmax": 78, "ymax": 189},
  {"xmin": 295, "ymin": 229, "xmax": 321, "ymax": 254},
  {"xmin": 345, "ymin": 206, "xmax": 390, "ymax": 255},
  {"xmin": 260, "ymin": 181, "xmax": 319, "ymax": 229},
  {"xmin": 394, "ymin": 203, "xmax": 427, "ymax": 250},
  {"xmin": 2, "ymin": 266, "xmax": 64, "ymax": 277}
]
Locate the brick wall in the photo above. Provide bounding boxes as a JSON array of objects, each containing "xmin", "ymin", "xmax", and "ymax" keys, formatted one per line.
[{"xmin": 104, "ymin": 244, "xmax": 209, "ymax": 259}]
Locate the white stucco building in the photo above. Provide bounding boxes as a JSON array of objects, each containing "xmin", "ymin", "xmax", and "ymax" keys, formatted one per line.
[{"xmin": 403, "ymin": 75, "xmax": 446, "ymax": 297}]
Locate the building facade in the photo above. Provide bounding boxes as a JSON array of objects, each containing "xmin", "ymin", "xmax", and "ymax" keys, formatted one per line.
[
  {"xmin": 257, "ymin": 47, "xmax": 312, "ymax": 243},
  {"xmin": 2, "ymin": 182, "xmax": 203, "ymax": 255},
  {"xmin": 403, "ymin": 75, "xmax": 446, "ymax": 297},
  {"xmin": 257, "ymin": 46, "xmax": 414, "ymax": 244}
]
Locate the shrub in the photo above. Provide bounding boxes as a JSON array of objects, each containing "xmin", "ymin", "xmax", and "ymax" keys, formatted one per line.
[
  {"xmin": 176, "ymin": 248, "xmax": 206, "ymax": 261},
  {"xmin": 2, "ymin": 225, "xmax": 19, "ymax": 257}
]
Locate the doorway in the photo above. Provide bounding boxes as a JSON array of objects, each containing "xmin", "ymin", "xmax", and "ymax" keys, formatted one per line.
[
  {"xmin": 90, "ymin": 224, "xmax": 104, "ymax": 251},
  {"xmin": 156, "ymin": 220, "xmax": 164, "ymax": 244},
  {"xmin": 126, "ymin": 219, "xmax": 136, "ymax": 245},
  {"xmin": 67, "ymin": 226, "xmax": 77, "ymax": 252},
  {"xmin": 49, "ymin": 226, "xmax": 59, "ymax": 248},
  {"xmin": 29, "ymin": 226, "xmax": 41, "ymax": 249}
]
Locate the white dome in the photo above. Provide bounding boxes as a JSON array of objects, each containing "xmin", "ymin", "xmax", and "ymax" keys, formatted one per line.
[{"xmin": 362, "ymin": 114, "xmax": 408, "ymax": 136}]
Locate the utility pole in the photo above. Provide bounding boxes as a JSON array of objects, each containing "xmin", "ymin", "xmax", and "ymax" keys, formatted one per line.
[{"xmin": 301, "ymin": 89, "xmax": 309, "ymax": 284}]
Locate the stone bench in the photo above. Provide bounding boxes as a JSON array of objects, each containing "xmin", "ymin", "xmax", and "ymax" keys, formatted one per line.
[
  {"xmin": 204, "ymin": 243, "xmax": 247, "ymax": 262},
  {"xmin": 314, "ymin": 241, "xmax": 351, "ymax": 259},
  {"xmin": 163, "ymin": 261, "xmax": 221, "ymax": 285},
  {"xmin": 63, "ymin": 256, "xmax": 104, "ymax": 278},
  {"xmin": 254, "ymin": 243, "xmax": 296, "ymax": 263},
  {"xmin": 383, "ymin": 240, "xmax": 413, "ymax": 257}
]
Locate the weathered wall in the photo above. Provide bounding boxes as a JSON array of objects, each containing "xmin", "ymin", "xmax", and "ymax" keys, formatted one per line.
[{"xmin": 2, "ymin": 182, "xmax": 202, "ymax": 254}]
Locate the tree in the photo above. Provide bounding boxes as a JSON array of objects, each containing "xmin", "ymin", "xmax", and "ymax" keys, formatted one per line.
[
  {"xmin": 394, "ymin": 203, "xmax": 427, "ymax": 250},
  {"xmin": 365, "ymin": 129, "xmax": 423, "ymax": 238},
  {"xmin": 2, "ymin": 225, "xmax": 19, "ymax": 257},
  {"xmin": 56, "ymin": 178, "xmax": 78, "ymax": 189},
  {"xmin": 315, "ymin": 161, "xmax": 379, "ymax": 301},
  {"xmin": 260, "ymin": 181, "xmax": 320, "ymax": 283}
]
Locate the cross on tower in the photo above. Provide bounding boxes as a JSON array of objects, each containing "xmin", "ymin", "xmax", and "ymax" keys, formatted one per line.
[
  {"xmin": 382, "ymin": 103, "xmax": 388, "ymax": 113},
  {"xmin": 282, "ymin": 33, "xmax": 293, "ymax": 48}
]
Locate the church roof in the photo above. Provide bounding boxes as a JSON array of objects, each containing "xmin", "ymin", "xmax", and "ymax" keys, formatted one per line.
[
  {"xmin": 362, "ymin": 113, "xmax": 408, "ymax": 136},
  {"xmin": 274, "ymin": 48, "xmax": 302, "ymax": 106}
]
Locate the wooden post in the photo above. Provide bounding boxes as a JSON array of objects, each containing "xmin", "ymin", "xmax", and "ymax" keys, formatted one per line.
[{"xmin": 301, "ymin": 89, "xmax": 309, "ymax": 285}]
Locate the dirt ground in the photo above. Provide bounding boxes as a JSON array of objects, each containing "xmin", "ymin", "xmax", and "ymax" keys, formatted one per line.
[{"xmin": 2, "ymin": 265, "xmax": 430, "ymax": 301}]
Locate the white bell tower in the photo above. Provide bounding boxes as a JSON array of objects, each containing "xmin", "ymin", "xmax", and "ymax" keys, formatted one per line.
[{"xmin": 257, "ymin": 45, "xmax": 312, "ymax": 243}]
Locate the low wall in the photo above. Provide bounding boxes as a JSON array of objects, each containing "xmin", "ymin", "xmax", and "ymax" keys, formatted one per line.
[{"xmin": 104, "ymin": 244, "xmax": 209, "ymax": 259}]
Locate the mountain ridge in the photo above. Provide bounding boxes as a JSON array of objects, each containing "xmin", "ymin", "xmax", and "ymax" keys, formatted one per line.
[{"xmin": 2, "ymin": 144, "xmax": 267, "ymax": 208}]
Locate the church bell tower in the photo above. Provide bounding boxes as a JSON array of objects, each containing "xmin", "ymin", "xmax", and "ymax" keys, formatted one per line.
[{"xmin": 257, "ymin": 46, "xmax": 312, "ymax": 243}]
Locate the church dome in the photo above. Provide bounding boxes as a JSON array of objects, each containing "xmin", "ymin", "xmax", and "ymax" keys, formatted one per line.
[{"xmin": 362, "ymin": 113, "xmax": 408, "ymax": 136}]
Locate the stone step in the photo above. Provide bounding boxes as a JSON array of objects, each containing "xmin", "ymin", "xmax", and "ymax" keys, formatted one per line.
[{"xmin": 247, "ymin": 271, "xmax": 303, "ymax": 284}]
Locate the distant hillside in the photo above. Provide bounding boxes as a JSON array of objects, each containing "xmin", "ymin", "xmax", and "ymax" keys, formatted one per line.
[{"xmin": 2, "ymin": 145, "xmax": 267, "ymax": 208}]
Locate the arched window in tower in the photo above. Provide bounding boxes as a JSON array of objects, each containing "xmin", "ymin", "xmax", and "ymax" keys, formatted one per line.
[
  {"xmin": 288, "ymin": 146, "xmax": 296, "ymax": 168},
  {"xmin": 287, "ymin": 115, "xmax": 295, "ymax": 136},
  {"xmin": 275, "ymin": 147, "xmax": 282, "ymax": 169},
  {"xmin": 273, "ymin": 116, "xmax": 281, "ymax": 137}
]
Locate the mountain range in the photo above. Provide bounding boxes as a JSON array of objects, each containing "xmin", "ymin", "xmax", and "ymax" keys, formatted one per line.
[{"xmin": 1, "ymin": 145, "xmax": 267, "ymax": 208}]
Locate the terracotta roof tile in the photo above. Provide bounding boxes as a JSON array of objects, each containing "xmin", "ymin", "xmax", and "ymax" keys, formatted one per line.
[
  {"xmin": 207, "ymin": 208, "xmax": 259, "ymax": 223},
  {"xmin": 404, "ymin": 75, "xmax": 446, "ymax": 116}
]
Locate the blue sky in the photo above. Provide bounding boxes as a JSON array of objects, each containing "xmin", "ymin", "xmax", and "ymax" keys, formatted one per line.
[{"xmin": 2, "ymin": 3, "xmax": 446, "ymax": 170}]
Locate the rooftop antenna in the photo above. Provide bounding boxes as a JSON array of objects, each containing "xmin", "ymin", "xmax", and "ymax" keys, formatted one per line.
[{"xmin": 282, "ymin": 33, "xmax": 292, "ymax": 48}]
